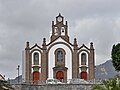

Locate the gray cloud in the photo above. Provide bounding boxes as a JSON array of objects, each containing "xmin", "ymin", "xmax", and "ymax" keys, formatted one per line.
[
  {"xmin": 0, "ymin": 0, "xmax": 120, "ymax": 79},
  {"xmin": 70, "ymin": 17, "xmax": 117, "ymax": 64}
]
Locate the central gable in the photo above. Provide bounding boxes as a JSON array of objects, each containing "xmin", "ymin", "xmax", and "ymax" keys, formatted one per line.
[
  {"xmin": 47, "ymin": 40, "xmax": 73, "ymax": 79},
  {"xmin": 47, "ymin": 36, "xmax": 73, "ymax": 50}
]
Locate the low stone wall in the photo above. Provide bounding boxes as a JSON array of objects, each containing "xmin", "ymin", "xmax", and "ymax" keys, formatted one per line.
[{"xmin": 19, "ymin": 84, "xmax": 92, "ymax": 90}]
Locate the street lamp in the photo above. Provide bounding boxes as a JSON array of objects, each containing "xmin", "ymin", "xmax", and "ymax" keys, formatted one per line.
[{"xmin": 17, "ymin": 65, "xmax": 20, "ymax": 84}]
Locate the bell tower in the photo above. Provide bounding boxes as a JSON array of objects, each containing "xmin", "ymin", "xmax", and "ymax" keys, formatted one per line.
[{"xmin": 51, "ymin": 13, "xmax": 69, "ymax": 42}]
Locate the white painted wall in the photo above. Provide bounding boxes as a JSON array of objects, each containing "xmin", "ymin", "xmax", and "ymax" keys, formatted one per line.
[
  {"xmin": 48, "ymin": 43, "xmax": 72, "ymax": 79},
  {"xmin": 22, "ymin": 50, "xmax": 25, "ymax": 82}
]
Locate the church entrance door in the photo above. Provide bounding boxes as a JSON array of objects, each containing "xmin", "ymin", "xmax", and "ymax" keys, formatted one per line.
[
  {"xmin": 56, "ymin": 71, "xmax": 64, "ymax": 81},
  {"xmin": 33, "ymin": 71, "xmax": 40, "ymax": 81},
  {"xmin": 81, "ymin": 71, "xmax": 87, "ymax": 80}
]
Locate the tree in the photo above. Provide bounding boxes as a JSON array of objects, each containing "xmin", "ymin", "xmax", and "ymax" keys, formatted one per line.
[
  {"xmin": 92, "ymin": 84, "xmax": 107, "ymax": 90},
  {"xmin": 0, "ymin": 80, "xmax": 15, "ymax": 90},
  {"xmin": 92, "ymin": 78, "xmax": 120, "ymax": 90},
  {"xmin": 111, "ymin": 43, "xmax": 120, "ymax": 72}
]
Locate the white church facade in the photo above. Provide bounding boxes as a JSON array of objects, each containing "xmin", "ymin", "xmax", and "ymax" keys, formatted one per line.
[{"xmin": 22, "ymin": 14, "xmax": 95, "ymax": 83}]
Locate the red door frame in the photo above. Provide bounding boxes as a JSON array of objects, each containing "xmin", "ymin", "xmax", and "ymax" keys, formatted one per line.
[
  {"xmin": 33, "ymin": 71, "xmax": 40, "ymax": 81},
  {"xmin": 81, "ymin": 71, "xmax": 87, "ymax": 80},
  {"xmin": 56, "ymin": 71, "xmax": 64, "ymax": 81}
]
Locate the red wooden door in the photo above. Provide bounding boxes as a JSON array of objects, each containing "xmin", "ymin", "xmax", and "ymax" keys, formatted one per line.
[
  {"xmin": 33, "ymin": 71, "xmax": 40, "ymax": 81},
  {"xmin": 56, "ymin": 71, "xmax": 64, "ymax": 81},
  {"xmin": 81, "ymin": 71, "xmax": 87, "ymax": 80}
]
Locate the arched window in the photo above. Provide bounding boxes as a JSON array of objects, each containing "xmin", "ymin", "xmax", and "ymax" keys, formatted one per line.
[
  {"xmin": 81, "ymin": 53, "xmax": 86, "ymax": 65},
  {"xmin": 34, "ymin": 53, "xmax": 39, "ymax": 65},
  {"xmin": 57, "ymin": 50, "xmax": 63, "ymax": 62}
]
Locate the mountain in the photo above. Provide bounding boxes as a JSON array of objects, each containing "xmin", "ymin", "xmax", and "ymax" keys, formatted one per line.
[{"xmin": 95, "ymin": 60, "xmax": 119, "ymax": 80}]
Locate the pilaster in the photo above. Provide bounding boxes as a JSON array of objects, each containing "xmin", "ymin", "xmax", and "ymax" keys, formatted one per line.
[
  {"xmin": 88, "ymin": 42, "xmax": 95, "ymax": 80},
  {"xmin": 72, "ymin": 38, "xmax": 78, "ymax": 78},
  {"xmin": 25, "ymin": 42, "xmax": 31, "ymax": 81},
  {"xmin": 41, "ymin": 38, "xmax": 48, "ymax": 82}
]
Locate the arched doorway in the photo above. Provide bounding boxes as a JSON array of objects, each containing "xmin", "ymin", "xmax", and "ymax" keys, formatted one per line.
[
  {"xmin": 81, "ymin": 71, "xmax": 87, "ymax": 80},
  {"xmin": 56, "ymin": 71, "xmax": 64, "ymax": 81},
  {"xmin": 33, "ymin": 71, "xmax": 40, "ymax": 81}
]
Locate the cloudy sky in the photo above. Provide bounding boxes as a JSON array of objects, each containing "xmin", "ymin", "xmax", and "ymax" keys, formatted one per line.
[{"xmin": 0, "ymin": 0, "xmax": 120, "ymax": 79}]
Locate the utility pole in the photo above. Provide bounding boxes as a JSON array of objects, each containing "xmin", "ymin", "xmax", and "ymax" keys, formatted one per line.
[{"xmin": 17, "ymin": 65, "xmax": 20, "ymax": 84}]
